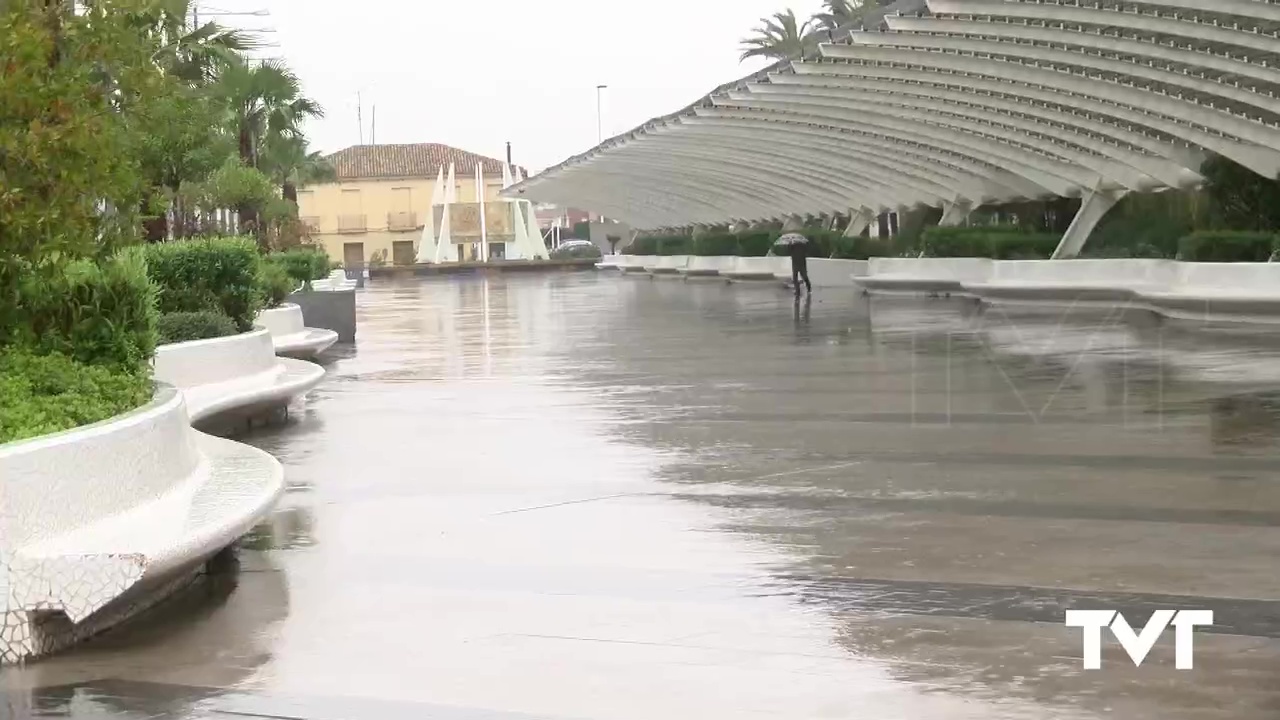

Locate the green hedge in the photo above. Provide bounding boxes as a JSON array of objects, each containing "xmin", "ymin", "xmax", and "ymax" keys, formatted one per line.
[
  {"xmin": 5, "ymin": 248, "xmax": 159, "ymax": 372},
  {"xmin": 144, "ymin": 237, "xmax": 263, "ymax": 332},
  {"xmin": 156, "ymin": 311, "xmax": 239, "ymax": 345},
  {"xmin": 258, "ymin": 261, "xmax": 296, "ymax": 309},
  {"xmin": 921, "ymin": 226, "xmax": 1060, "ymax": 259},
  {"xmin": 1177, "ymin": 231, "xmax": 1279, "ymax": 262},
  {"xmin": 0, "ymin": 349, "xmax": 153, "ymax": 445},
  {"xmin": 267, "ymin": 246, "xmax": 331, "ymax": 286}
]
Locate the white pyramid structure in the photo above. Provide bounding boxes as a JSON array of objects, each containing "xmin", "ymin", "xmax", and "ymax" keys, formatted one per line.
[
  {"xmin": 475, "ymin": 163, "xmax": 488, "ymax": 261},
  {"xmin": 415, "ymin": 165, "xmax": 445, "ymax": 263},
  {"xmin": 514, "ymin": 166, "xmax": 548, "ymax": 260},
  {"xmin": 435, "ymin": 163, "xmax": 459, "ymax": 263}
]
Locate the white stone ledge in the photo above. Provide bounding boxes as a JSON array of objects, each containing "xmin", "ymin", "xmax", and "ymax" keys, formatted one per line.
[
  {"xmin": 861, "ymin": 258, "xmax": 994, "ymax": 296},
  {"xmin": 646, "ymin": 255, "xmax": 690, "ymax": 276},
  {"xmin": 255, "ymin": 304, "xmax": 339, "ymax": 360},
  {"xmin": 679, "ymin": 256, "xmax": 737, "ymax": 278},
  {"xmin": 154, "ymin": 328, "xmax": 325, "ymax": 423},
  {"xmin": 724, "ymin": 256, "xmax": 789, "ymax": 282},
  {"xmin": 618, "ymin": 255, "xmax": 656, "ymax": 273},
  {"xmin": 595, "ymin": 254, "xmax": 623, "ymax": 270},
  {"xmin": 311, "ymin": 269, "xmax": 358, "ymax": 291},
  {"xmin": 963, "ymin": 259, "xmax": 1179, "ymax": 307},
  {"xmin": 0, "ymin": 385, "xmax": 283, "ymax": 664}
]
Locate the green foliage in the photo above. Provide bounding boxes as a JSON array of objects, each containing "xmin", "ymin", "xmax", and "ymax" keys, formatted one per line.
[
  {"xmin": 1201, "ymin": 154, "xmax": 1280, "ymax": 231},
  {"xmin": 921, "ymin": 226, "xmax": 1060, "ymax": 259},
  {"xmin": 190, "ymin": 156, "xmax": 277, "ymax": 210},
  {"xmin": 735, "ymin": 231, "xmax": 777, "ymax": 257},
  {"xmin": 156, "ymin": 310, "xmax": 238, "ymax": 345},
  {"xmin": 1082, "ymin": 191, "xmax": 1205, "ymax": 259},
  {"xmin": 1177, "ymin": 231, "xmax": 1279, "ymax": 263},
  {"xmin": 144, "ymin": 237, "xmax": 263, "ymax": 331},
  {"xmin": 571, "ymin": 221, "xmax": 592, "ymax": 240},
  {"xmin": 4, "ymin": 248, "xmax": 159, "ymax": 372},
  {"xmin": 257, "ymin": 261, "xmax": 296, "ymax": 308},
  {"xmin": 0, "ymin": 349, "xmax": 153, "ymax": 445},
  {"xmin": 267, "ymin": 246, "xmax": 330, "ymax": 285},
  {"xmin": 550, "ymin": 243, "xmax": 603, "ymax": 260},
  {"xmin": 692, "ymin": 233, "xmax": 741, "ymax": 256}
]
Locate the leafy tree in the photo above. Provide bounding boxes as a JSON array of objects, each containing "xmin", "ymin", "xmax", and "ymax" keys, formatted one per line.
[
  {"xmin": 261, "ymin": 134, "xmax": 336, "ymax": 203},
  {"xmin": 739, "ymin": 9, "xmax": 817, "ymax": 62},
  {"xmin": 1200, "ymin": 154, "xmax": 1280, "ymax": 231}
]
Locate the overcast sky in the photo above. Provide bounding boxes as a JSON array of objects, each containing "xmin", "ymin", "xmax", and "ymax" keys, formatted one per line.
[{"xmin": 207, "ymin": 0, "xmax": 825, "ymax": 173}]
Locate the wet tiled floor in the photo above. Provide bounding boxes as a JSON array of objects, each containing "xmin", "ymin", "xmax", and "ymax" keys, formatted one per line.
[{"xmin": 4, "ymin": 274, "xmax": 1280, "ymax": 719}]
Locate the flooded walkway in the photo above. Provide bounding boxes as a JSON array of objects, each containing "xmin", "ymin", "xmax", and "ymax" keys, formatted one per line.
[{"xmin": 5, "ymin": 274, "xmax": 1280, "ymax": 719}]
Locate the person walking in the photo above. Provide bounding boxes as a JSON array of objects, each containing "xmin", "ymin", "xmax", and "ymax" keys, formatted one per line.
[{"xmin": 785, "ymin": 235, "xmax": 812, "ymax": 295}]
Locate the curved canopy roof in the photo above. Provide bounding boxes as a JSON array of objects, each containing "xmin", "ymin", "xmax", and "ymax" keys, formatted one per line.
[{"xmin": 504, "ymin": 0, "xmax": 1280, "ymax": 230}]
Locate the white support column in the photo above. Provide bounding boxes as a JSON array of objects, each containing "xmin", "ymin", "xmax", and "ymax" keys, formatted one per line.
[
  {"xmin": 476, "ymin": 163, "xmax": 489, "ymax": 262},
  {"xmin": 939, "ymin": 198, "xmax": 974, "ymax": 227},
  {"xmin": 435, "ymin": 163, "xmax": 459, "ymax": 263},
  {"xmin": 780, "ymin": 215, "xmax": 805, "ymax": 232},
  {"xmin": 1052, "ymin": 186, "xmax": 1129, "ymax": 260},
  {"xmin": 730, "ymin": 221, "xmax": 749, "ymax": 234},
  {"xmin": 843, "ymin": 207, "xmax": 876, "ymax": 238}
]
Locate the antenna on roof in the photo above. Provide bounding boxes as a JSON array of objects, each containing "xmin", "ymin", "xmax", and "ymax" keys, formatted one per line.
[
  {"xmin": 357, "ymin": 92, "xmax": 364, "ymax": 145},
  {"xmin": 371, "ymin": 105, "xmax": 376, "ymax": 145}
]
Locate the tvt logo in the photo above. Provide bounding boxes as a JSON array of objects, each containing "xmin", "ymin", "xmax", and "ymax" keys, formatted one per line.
[{"xmin": 1065, "ymin": 610, "xmax": 1213, "ymax": 670}]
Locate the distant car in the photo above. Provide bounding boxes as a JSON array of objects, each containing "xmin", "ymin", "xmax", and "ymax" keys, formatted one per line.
[
  {"xmin": 557, "ymin": 240, "xmax": 595, "ymax": 249},
  {"xmin": 550, "ymin": 240, "xmax": 603, "ymax": 260}
]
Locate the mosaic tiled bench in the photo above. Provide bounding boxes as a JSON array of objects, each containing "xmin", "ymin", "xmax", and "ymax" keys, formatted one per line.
[
  {"xmin": 153, "ymin": 328, "xmax": 325, "ymax": 424},
  {"xmin": 859, "ymin": 257, "xmax": 994, "ymax": 297},
  {"xmin": 0, "ymin": 385, "xmax": 283, "ymax": 664},
  {"xmin": 723, "ymin": 256, "xmax": 789, "ymax": 283},
  {"xmin": 679, "ymin": 255, "xmax": 735, "ymax": 279},
  {"xmin": 255, "ymin": 303, "xmax": 339, "ymax": 360},
  {"xmin": 1139, "ymin": 263, "xmax": 1280, "ymax": 329},
  {"xmin": 646, "ymin": 255, "xmax": 689, "ymax": 277},
  {"xmin": 963, "ymin": 259, "xmax": 1178, "ymax": 308}
]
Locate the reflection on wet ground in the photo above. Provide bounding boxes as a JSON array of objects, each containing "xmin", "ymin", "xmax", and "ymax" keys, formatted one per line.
[{"xmin": 6, "ymin": 275, "xmax": 1280, "ymax": 719}]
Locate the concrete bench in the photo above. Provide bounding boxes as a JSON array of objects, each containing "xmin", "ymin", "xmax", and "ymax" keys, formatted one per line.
[
  {"xmin": 646, "ymin": 255, "xmax": 690, "ymax": 277},
  {"xmin": 0, "ymin": 386, "xmax": 282, "ymax": 664},
  {"xmin": 796, "ymin": 258, "xmax": 867, "ymax": 288},
  {"xmin": 965, "ymin": 259, "xmax": 1178, "ymax": 307},
  {"xmin": 311, "ymin": 269, "xmax": 357, "ymax": 292},
  {"xmin": 679, "ymin": 256, "xmax": 736, "ymax": 279},
  {"xmin": 618, "ymin": 255, "xmax": 655, "ymax": 274},
  {"xmin": 860, "ymin": 258, "xmax": 994, "ymax": 296},
  {"xmin": 595, "ymin": 255, "xmax": 623, "ymax": 270},
  {"xmin": 1141, "ymin": 263, "xmax": 1280, "ymax": 326},
  {"xmin": 153, "ymin": 328, "xmax": 325, "ymax": 423},
  {"xmin": 724, "ymin": 256, "xmax": 789, "ymax": 283},
  {"xmin": 255, "ymin": 303, "xmax": 339, "ymax": 360}
]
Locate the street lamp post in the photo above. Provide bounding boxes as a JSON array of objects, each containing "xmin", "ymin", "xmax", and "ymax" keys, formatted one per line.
[{"xmin": 596, "ymin": 84, "xmax": 608, "ymax": 144}]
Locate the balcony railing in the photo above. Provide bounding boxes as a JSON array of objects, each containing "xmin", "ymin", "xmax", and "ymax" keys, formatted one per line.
[
  {"xmin": 337, "ymin": 215, "xmax": 367, "ymax": 234},
  {"xmin": 388, "ymin": 211, "xmax": 418, "ymax": 232},
  {"xmin": 300, "ymin": 216, "xmax": 321, "ymax": 232}
]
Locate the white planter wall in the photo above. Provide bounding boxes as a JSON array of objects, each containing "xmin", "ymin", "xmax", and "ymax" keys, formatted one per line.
[{"xmin": 255, "ymin": 304, "xmax": 339, "ymax": 359}]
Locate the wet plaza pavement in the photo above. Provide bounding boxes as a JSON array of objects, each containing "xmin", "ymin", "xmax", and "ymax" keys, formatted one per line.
[{"xmin": 5, "ymin": 273, "xmax": 1280, "ymax": 719}]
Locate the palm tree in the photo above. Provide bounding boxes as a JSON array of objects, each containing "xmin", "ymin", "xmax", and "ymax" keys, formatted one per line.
[
  {"xmin": 136, "ymin": 0, "xmax": 259, "ymax": 85},
  {"xmin": 262, "ymin": 134, "xmax": 336, "ymax": 203},
  {"xmin": 814, "ymin": 0, "xmax": 862, "ymax": 31},
  {"xmin": 214, "ymin": 57, "xmax": 323, "ymax": 232},
  {"xmin": 739, "ymin": 9, "xmax": 817, "ymax": 62}
]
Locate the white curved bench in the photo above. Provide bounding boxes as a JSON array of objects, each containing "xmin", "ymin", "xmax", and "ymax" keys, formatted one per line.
[
  {"xmin": 801, "ymin": 258, "xmax": 867, "ymax": 288},
  {"xmin": 0, "ymin": 385, "xmax": 283, "ymax": 664},
  {"xmin": 311, "ymin": 269, "xmax": 357, "ymax": 291},
  {"xmin": 679, "ymin": 256, "xmax": 736, "ymax": 279},
  {"xmin": 860, "ymin": 258, "xmax": 993, "ymax": 296},
  {"xmin": 619, "ymin": 255, "xmax": 655, "ymax": 274},
  {"xmin": 153, "ymin": 328, "xmax": 325, "ymax": 423},
  {"xmin": 964, "ymin": 259, "xmax": 1178, "ymax": 308},
  {"xmin": 646, "ymin": 255, "xmax": 690, "ymax": 277},
  {"xmin": 724, "ymin": 256, "xmax": 789, "ymax": 283},
  {"xmin": 1141, "ymin": 263, "xmax": 1280, "ymax": 327},
  {"xmin": 255, "ymin": 303, "xmax": 339, "ymax": 359},
  {"xmin": 595, "ymin": 254, "xmax": 623, "ymax": 270}
]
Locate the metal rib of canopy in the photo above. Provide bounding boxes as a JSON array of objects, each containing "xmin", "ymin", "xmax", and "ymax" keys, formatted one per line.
[{"xmin": 504, "ymin": 0, "xmax": 1280, "ymax": 230}]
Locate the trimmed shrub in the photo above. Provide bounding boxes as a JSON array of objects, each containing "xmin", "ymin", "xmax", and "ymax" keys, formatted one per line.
[
  {"xmin": 692, "ymin": 233, "xmax": 739, "ymax": 256},
  {"xmin": 267, "ymin": 246, "xmax": 331, "ymax": 287},
  {"xmin": 156, "ymin": 311, "xmax": 238, "ymax": 346},
  {"xmin": 655, "ymin": 236, "xmax": 693, "ymax": 255},
  {"xmin": 144, "ymin": 237, "xmax": 263, "ymax": 331},
  {"xmin": 0, "ymin": 349, "xmax": 153, "ymax": 445},
  {"xmin": 258, "ymin": 261, "xmax": 297, "ymax": 309},
  {"xmin": 922, "ymin": 226, "xmax": 1060, "ymax": 259},
  {"xmin": 1177, "ymin": 231, "xmax": 1279, "ymax": 262},
  {"xmin": 550, "ymin": 243, "xmax": 603, "ymax": 260},
  {"xmin": 7, "ymin": 247, "xmax": 159, "ymax": 372},
  {"xmin": 735, "ymin": 231, "xmax": 777, "ymax": 257}
]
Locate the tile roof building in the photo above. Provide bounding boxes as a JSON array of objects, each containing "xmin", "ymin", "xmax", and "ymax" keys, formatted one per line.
[{"xmin": 326, "ymin": 144, "xmax": 527, "ymax": 181}]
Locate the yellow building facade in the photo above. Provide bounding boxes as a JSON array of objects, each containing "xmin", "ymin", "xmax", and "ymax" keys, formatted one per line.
[{"xmin": 297, "ymin": 143, "xmax": 517, "ymax": 267}]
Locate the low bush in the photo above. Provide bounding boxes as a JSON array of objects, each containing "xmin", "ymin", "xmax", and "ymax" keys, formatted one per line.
[
  {"xmin": 156, "ymin": 311, "xmax": 239, "ymax": 346},
  {"xmin": 550, "ymin": 243, "xmax": 603, "ymax": 260},
  {"xmin": 735, "ymin": 231, "xmax": 776, "ymax": 257},
  {"xmin": 267, "ymin": 246, "xmax": 331, "ymax": 287},
  {"xmin": 144, "ymin": 237, "xmax": 262, "ymax": 331},
  {"xmin": 7, "ymin": 247, "xmax": 159, "ymax": 372},
  {"xmin": 922, "ymin": 226, "xmax": 1060, "ymax": 259},
  {"xmin": 1177, "ymin": 231, "xmax": 1279, "ymax": 262},
  {"xmin": 692, "ymin": 232, "xmax": 740, "ymax": 256},
  {"xmin": 258, "ymin": 261, "xmax": 296, "ymax": 308},
  {"xmin": 0, "ymin": 349, "xmax": 153, "ymax": 446}
]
